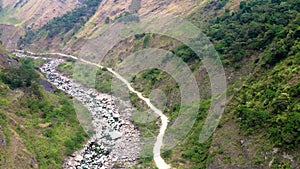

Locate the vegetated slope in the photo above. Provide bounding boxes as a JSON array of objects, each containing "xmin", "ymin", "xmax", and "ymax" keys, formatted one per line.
[
  {"xmin": 176, "ymin": 0, "xmax": 300, "ymax": 168},
  {"xmin": 12, "ymin": 0, "xmax": 300, "ymax": 168},
  {"xmin": 0, "ymin": 0, "xmax": 81, "ymax": 50},
  {"xmin": 0, "ymin": 46, "xmax": 88, "ymax": 168},
  {"xmin": 86, "ymin": 0, "xmax": 299, "ymax": 168},
  {"xmin": 209, "ymin": 53, "xmax": 299, "ymax": 169}
]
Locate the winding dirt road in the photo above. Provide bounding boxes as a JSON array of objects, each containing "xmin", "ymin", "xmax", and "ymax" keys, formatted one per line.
[{"xmin": 14, "ymin": 50, "xmax": 171, "ymax": 169}]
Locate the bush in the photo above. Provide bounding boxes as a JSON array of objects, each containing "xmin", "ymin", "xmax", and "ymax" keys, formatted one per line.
[
  {"xmin": 173, "ymin": 45, "xmax": 198, "ymax": 62},
  {"xmin": 207, "ymin": 0, "xmax": 300, "ymax": 63},
  {"xmin": 269, "ymin": 112, "xmax": 300, "ymax": 148},
  {"xmin": 237, "ymin": 107, "xmax": 270, "ymax": 133},
  {"xmin": 0, "ymin": 58, "xmax": 38, "ymax": 89}
]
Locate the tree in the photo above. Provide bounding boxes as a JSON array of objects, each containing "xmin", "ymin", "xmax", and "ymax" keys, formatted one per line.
[
  {"xmin": 105, "ymin": 17, "xmax": 110, "ymax": 24},
  {"xmin": 240, "ymin": 1, "xmax": 247, "ymax": 9}
]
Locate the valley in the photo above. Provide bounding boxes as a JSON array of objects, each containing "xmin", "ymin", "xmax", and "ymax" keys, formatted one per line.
[
  {"xmin": 14, "ymin": 50, "xmax": 171, "ymax": 169},
  {"xmin": 0, "ymin": 0, "xmax": 299, "ymax": 168}
]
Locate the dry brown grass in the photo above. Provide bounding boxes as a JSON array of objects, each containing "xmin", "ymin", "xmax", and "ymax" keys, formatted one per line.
[{"xmin": 2, "ymin": 0, "xmax": 81, "ymax": 29}]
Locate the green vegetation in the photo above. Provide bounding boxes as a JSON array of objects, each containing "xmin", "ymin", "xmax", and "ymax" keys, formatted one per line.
[
  {"xmin": 0, "ymin": 59, "xmax": 38, "ymax": 89},
  {"xmin": 57, "ymin": 59, "xmax": 75, "ymax": 76},
  {"xmin": 0, "ymin": 4, "xmax": 21, "ymax": 25},
  {"xmin": 131, "ymin": 68, "xmax": 181, "ymax": 121},
  {"xmin": 57, "ymin": 60, "xmax": 113, "ymax": 93},
  {"xmin": 133, "ymin": 100, "xmax": 212, "ymax": 168},
  {"xmin": 195, "ymin": 0, "xmax": 300, "ymax": 151},
  {"xmin": 2, "ymin": 0, "xmax": 299, "ymax": 168},
  {"xmin": 0, "ymin": 57, "xmax": 88, "ymax": 168},
  {"xmin": 172, "ymin": 44, "xmax": 198, "ymax": 63},
  {"xmin": 169, "ymin": 100, "xmax": 213, "ymax": 168},
  {"xmin": 114, "ymin": 11, "xmax": 140, "ymax": 23},
  {"xmin": 206, "ymin": 0, "xmax": 300, "ymax": 64},
  {"xmin": 121, "ymin": 0, "xmax": 300, "ymax": 167},
  {"xmin": 234, "ymin": 53, "xmax": 300, "ymax": 149},
  {"xmin": 215, "ymin": 0, "xmax": 229, "ymax": 10}
]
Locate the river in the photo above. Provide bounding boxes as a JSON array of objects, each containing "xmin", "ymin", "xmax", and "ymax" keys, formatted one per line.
[{"xmin": 14, "ymin": 50, "xmax": 171, "ymax": 169}]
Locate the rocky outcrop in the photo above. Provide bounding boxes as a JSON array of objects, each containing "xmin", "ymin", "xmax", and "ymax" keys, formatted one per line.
[{"xmin": 39, "ymin": 59, "xmax": 141, "ymax": 168}]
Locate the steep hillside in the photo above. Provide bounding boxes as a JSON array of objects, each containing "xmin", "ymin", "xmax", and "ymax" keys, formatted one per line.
[
  {"xmin": 16, "ymin": 0, "xmax": 102, "ymax": 52},
  {"xmin": 87, "ymin": 0, "xmax": 300, "ymax": 168},
  {"xmin": 0, "ymin": 47, "xmax": 87, "ymax": 168},
  {"xmin": 74, "ymin": 0, "xmax": 205, "ymax": 40},
  {"xmin": 0, "ymin": 0, "xmax": 81, "ymax": 50},
  {"xmin": 0, "ymin": 0, "xmax": 81, "ymax": 28},
  {"xmin": 209, "ymin": 52, "xmax": 300, "ymax": 169},
  {"xmin": 17, "ymin": 0, "xmax": 209, "ymax": 53},
  {"xmin": 0, "ymin": 44, "xmax": 10, "ymax": 68},
  {"xmin": 137, "ymin": 1, "xmax": 300, "ymax": 168},
  {"xmin": 0, "ymin": 43, "xmax": 18, "ymax": 69}
]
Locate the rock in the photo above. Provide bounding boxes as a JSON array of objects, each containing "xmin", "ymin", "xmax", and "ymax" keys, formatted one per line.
[
  {"xmin": 74, "ymin": 155, "xmax": 83, "ymax": 162},
  {"xmin": 109, "ymin": 131, "xmax": 122, "ymax": 140},
  {"xmin": 38, "ymin": 122, "xmax": 52, "ymax": 128},
  {"xmin": 0, "ymin": 134, "xmax": 6, "ymax": 146},
  {"xmin": 30, "ymin": 57, "xmax": 141, "ymax": 169}
]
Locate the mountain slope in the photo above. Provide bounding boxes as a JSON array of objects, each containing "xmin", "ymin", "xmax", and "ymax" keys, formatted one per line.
[
  {"xmin": 0, "ymin": 0, "xmax": 81, "ymax": 28},
  {"xmin": 0, "ymin": 0, "xmax": 299, "ymax": 168},
  {"xmin": 0, "ymin": 43, "xmax": 18, "ymax": 69},
  {"xmin": 0, "ymin": 46, "xmax": 87, "ymax": 168},
  {"xmin": 0, "ymin": 0, "xmax": 81, "ymax": 50},
  {"xmin": 210, "ymin": 52, "xmax": 300, "ymax": 168},
  {"xmin": 17, "ymin": 0, "xmax": 209, "ymax": 53}
]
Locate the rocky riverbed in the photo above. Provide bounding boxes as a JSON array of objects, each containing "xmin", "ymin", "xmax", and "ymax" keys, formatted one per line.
[{"xmin": 40, "ymin": 59, "xmax": 141, "ymax": 168}]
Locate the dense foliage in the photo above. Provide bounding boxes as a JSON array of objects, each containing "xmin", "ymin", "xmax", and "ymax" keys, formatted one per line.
[
  {"xmin": 200, "ymin": 0, "xmax": 300, "ymax": 150},
  {"xmin": 191, "ymin": 0, "xmax": 300, "ymax": 153},
  {"xmin": 207, "ymin": 0, "xmax": 300, "ymax": 64},
  {"xmin": 235, "ymin": 53, "xmax": 300, "ymax": 148}
]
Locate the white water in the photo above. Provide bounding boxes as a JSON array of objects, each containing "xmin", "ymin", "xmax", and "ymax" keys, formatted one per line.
[{"xmin": 15, "ymin": 50, "xmax": 171, "ymax": 169}]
